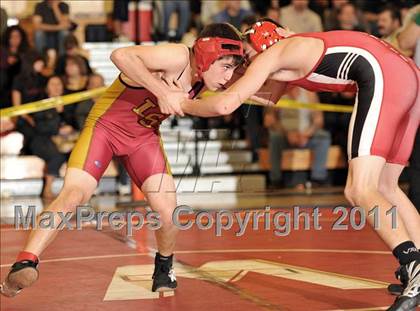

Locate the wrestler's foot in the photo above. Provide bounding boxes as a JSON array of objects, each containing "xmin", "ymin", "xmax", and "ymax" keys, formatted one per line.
[
  {"xmin": 387, "ymin": 260, "xmax": 420, "ymax": 311},
  {"xmin": 388, "ymin": 265, "xmax": 409, "ymax": 296},
  {"xmin": 152, "ymin": 253, "xmax": 177, "ymax": 292},
  {"xmin": 0, "ymin": 260, "xmax": 39, "ymax": 297}
]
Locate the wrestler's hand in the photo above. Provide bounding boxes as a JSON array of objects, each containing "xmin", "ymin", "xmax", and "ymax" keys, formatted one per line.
[{"xmin": 158, "ymin": 79, "xmax": 188, "ymax": 116}]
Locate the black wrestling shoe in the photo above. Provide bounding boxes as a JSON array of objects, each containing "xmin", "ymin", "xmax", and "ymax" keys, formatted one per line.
[
  {"xmin": 0, "ymin": 260, "xmax": 39, "ymax": 297},
  {"xmin": 388, "ymin": 265, "xmax": 409, "ymax": 296},
  {"xmin": 152, "ymin": 253, "xmax": 177, "ymax": 292},
  {"xmin": 387, "ymin": 260, "xmax": 420, "ymax": 311}
]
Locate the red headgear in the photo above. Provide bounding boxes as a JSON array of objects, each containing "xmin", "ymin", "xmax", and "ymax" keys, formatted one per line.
[
  {"xmin": 244, "ymin": 21, "xmax": 284, "ymax": 53},
  {"xmin": 193, "ymin": 37, "xmax": 244, "ymax": 76}
]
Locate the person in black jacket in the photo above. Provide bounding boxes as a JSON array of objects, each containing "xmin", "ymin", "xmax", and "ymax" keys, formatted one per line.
[{"xmin": 31, "ymin": 75, "xmax": 70, "ymax": 198}]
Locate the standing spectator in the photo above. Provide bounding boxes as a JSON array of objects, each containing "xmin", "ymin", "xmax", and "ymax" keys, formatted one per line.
[
  {"xmin": 11, "ymin": 52, "xmax": 48, "ymax": 152},
  {"xmin": 162, "ymin": 0, "xmax": 191, "ymax": 41},
  {"xmin": 280, "ymin": 0, "xmax": 323, "ymax": 33},
  {"xmin": 33, "ymin": 0, "xmax": 70, "ymax": 56},
  {"xmin": 265, "ymin": 87, "xmax": 331, "ymax": 188},
  {"xmin": 112, "ymin": 0, "xmax": 130, "ymax": 42},
  {"xmin": 61, "ymin": 55, "xmax": 89, "ymax": 129},
  {"xmin": 55, "ymin": 34, "xmax": 92, "ymax": 76},
  {"xmin": 213, "ymin": 0, "xmax": 253, "ymax": 29},
  {"xmin": 377, "ymin": 4, "xmax": 412, "ymax": 56},
  {"xmin": 0, "ymin": 25, "xmax": 31, "ymax": 109},
  {"xmin": 31, "ymin": 75, "xmax": 68, "ymax": 198}
]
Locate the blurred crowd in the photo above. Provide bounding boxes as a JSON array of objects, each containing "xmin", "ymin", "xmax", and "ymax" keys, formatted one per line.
[{"xmin": 0, "ymin": 0, "xmax": 419, "ymax": 196}]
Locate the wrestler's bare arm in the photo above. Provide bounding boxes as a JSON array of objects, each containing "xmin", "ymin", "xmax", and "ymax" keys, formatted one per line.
[
  {"xmin": 181, "ymin": 39, "xmax": 303, "ymax": 117},
  {"xmin": 110, "ymin": 43, "xmax": 189, "ymax": 97}
]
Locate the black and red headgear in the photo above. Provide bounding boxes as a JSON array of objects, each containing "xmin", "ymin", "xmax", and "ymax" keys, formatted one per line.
[
  {"xmin": 193, "ymin": 37, "xmax": 244, "ymax": 77},
  {"xmin": 244, "ymin": 21, "xmax": 284, "ymax": 53}
]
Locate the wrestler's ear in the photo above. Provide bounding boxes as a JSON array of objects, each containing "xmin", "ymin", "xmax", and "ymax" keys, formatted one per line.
[{"xmin": 275, "ymin": 26, "xmax": 292, "ymax": 38}]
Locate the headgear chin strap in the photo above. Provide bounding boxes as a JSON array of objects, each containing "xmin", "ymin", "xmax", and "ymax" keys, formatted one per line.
[
  {"xmin": 193, "ymin": 37, "xmax": 244, "ymax": 77},
  {"xmin": 244, "ymin": 21, "xmax": 284, "ymax": 53}
]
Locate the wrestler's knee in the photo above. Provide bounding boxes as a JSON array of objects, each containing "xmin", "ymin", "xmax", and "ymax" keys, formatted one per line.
[
  {"xmin": 49, "ymin": 186, "xmax": 89, "ymax": 213},
  {"xmin": 344, "ymin": 183, "xmax": 378, "ymax": 206}
]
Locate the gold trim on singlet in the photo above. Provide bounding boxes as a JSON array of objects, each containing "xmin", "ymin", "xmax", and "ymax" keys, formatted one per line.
[{"xmin": 68, "ymin": 78, "xmax": 126, "ymax": 170}]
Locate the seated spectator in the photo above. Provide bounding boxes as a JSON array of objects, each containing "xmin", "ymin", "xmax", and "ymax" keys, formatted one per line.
[
  {"xmin": 213, "ymin": 0, "xmax": 253, "ymax": 29},
  {"xmin": 377, "ymin": 4, "xmax": 412, "ymax": 56},
  {"xmin": 33, "ymin": 0, "xmax": 71, "ymax": 56},
  {"xmin": 0, "ymin": 25, "xmax": 31, "ymax": 109},
  {"xmin": 163, "ymin": 0, "xmax": 191, "ymax": 41},
  {"xmin": 55, "ymin": 34, "xmax": 92, "ymax": 76},
  {"xmin": 333, "ymin": 3, "xmax": 365, "ymax": 31},
  {"xmin": 323, "ymin": 0, "xmax": 348, "ymax": 30},
  {"xmin": 11, "ymin": 51, "xmax": 48, "ymax": 151},
  {"xmin": 280, "ymin": 0, "xmax": 323, "ymax": 33},
  {"xmin": 61, "ymin": 55, "xmax": 89, "ymax": 129},
  {"xmin": 31, "ymin": 75, "xmax": 68, "ymax": 198},
  {"xmin": 265, "ymin": 87, "xmax": 331, "ymax": 189},
  {"xmin": 75, "ymin": 73, "xmax": 105, "ymax": 129}
]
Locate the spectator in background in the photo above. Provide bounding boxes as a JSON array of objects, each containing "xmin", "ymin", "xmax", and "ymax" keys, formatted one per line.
[
  {"xmin": 265, "ymin": 87, "xmax": 331, "ymax": 189},
  {"xmin": 213, "ymin": 0, "xmax": 253, "ymax": 29},
  {"xmin": 324, "ymin": 0, "xmax": 349, "ymax": 30},
  {"xmin": 181, "ymin": 20, "xmax": 199, "ymax": 47},
  {"xmin": 377, "ymin": 4, "xmax": 412, "ymax": 56},
  {"xmin": 112, "ymin": 0, "xmax": 130, "ymax": 42},
  {"xmin": 264, "ymin": 88, "xmax": 331, "ymax": 188},
  {"xmin": 31, "ymin": 75, "xmax": 68, "ymax": 198},
  {"xmin": 11, "ymin": 52, "xmax": 48, "ymax": 155},
  {"xmin": 0, "ymin": 7, "xmax": 7, "ymax": 38},
  {"xmin": 0, "ymin": 25, "xmax": 31, "ymax": 109},
  {"xmin": 266, "ymin": 6, "xmax": 280, "ymax": 23},
  {"xmin": 162, "ymin": 0, "xmax": 191, "ymax": 41},
  {"xmin": 62, "ymin": 55, "xmax": 88, "ymax": 129},
  {"xmin": 240, "ymin": 15, "xmax": 263, "ymax": 162},
  {"xmin": 334, "ymin": 3, "xmax": 365, "ymax": 31},
  {"xmin": 280, "ymin": 0, "xmax": 323, "ymax": 33},
  {"xmin": 75, "ymin": 73, "xmax": 105, "ymax": 129},
  {"xmin": 33, "ymin": 0, "xmax": 70, "ymax": 56},
  {"xmin": 398, "ymin": 9, "xmax": 420, "ymax": 213},
  {"xmin": 55, "ymin": 34, "xmax": 92, "ymax": 76}
]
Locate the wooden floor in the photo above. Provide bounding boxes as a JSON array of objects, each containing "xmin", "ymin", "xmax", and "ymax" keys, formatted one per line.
[{"xmin": 0, "ymin": 190, "xmax": 400, "ymax": 311}]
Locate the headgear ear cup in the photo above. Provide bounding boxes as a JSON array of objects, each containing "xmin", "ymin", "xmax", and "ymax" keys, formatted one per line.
[
  {"xmin": 245, "ymin": 21, "xmax": 284, "ymax": 53},
  {"xmin": 193, "ymin": 37, "xmax": 244, "ymax": 77}
]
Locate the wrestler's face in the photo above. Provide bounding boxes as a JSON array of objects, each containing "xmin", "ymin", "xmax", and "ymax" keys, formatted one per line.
[{"xmin": 202, "ymin": 56, "xmax": 239, "ymax": 91}]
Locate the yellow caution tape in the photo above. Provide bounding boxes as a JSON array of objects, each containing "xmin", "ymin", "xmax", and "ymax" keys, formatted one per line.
[
  {"xmin": 265, "ymin": 98, "xmax": 353, "ymax": 113},
  {"xmin": 201, "ymin": 90, "xmax": 353, "ymax": 113},
  {"xmin": 1, "ymin": 86, "xmax": 353, "ymax": 118},
  {"xmin": 0, "ymin": 87, "xmax": 107, "ymax": 118}
]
